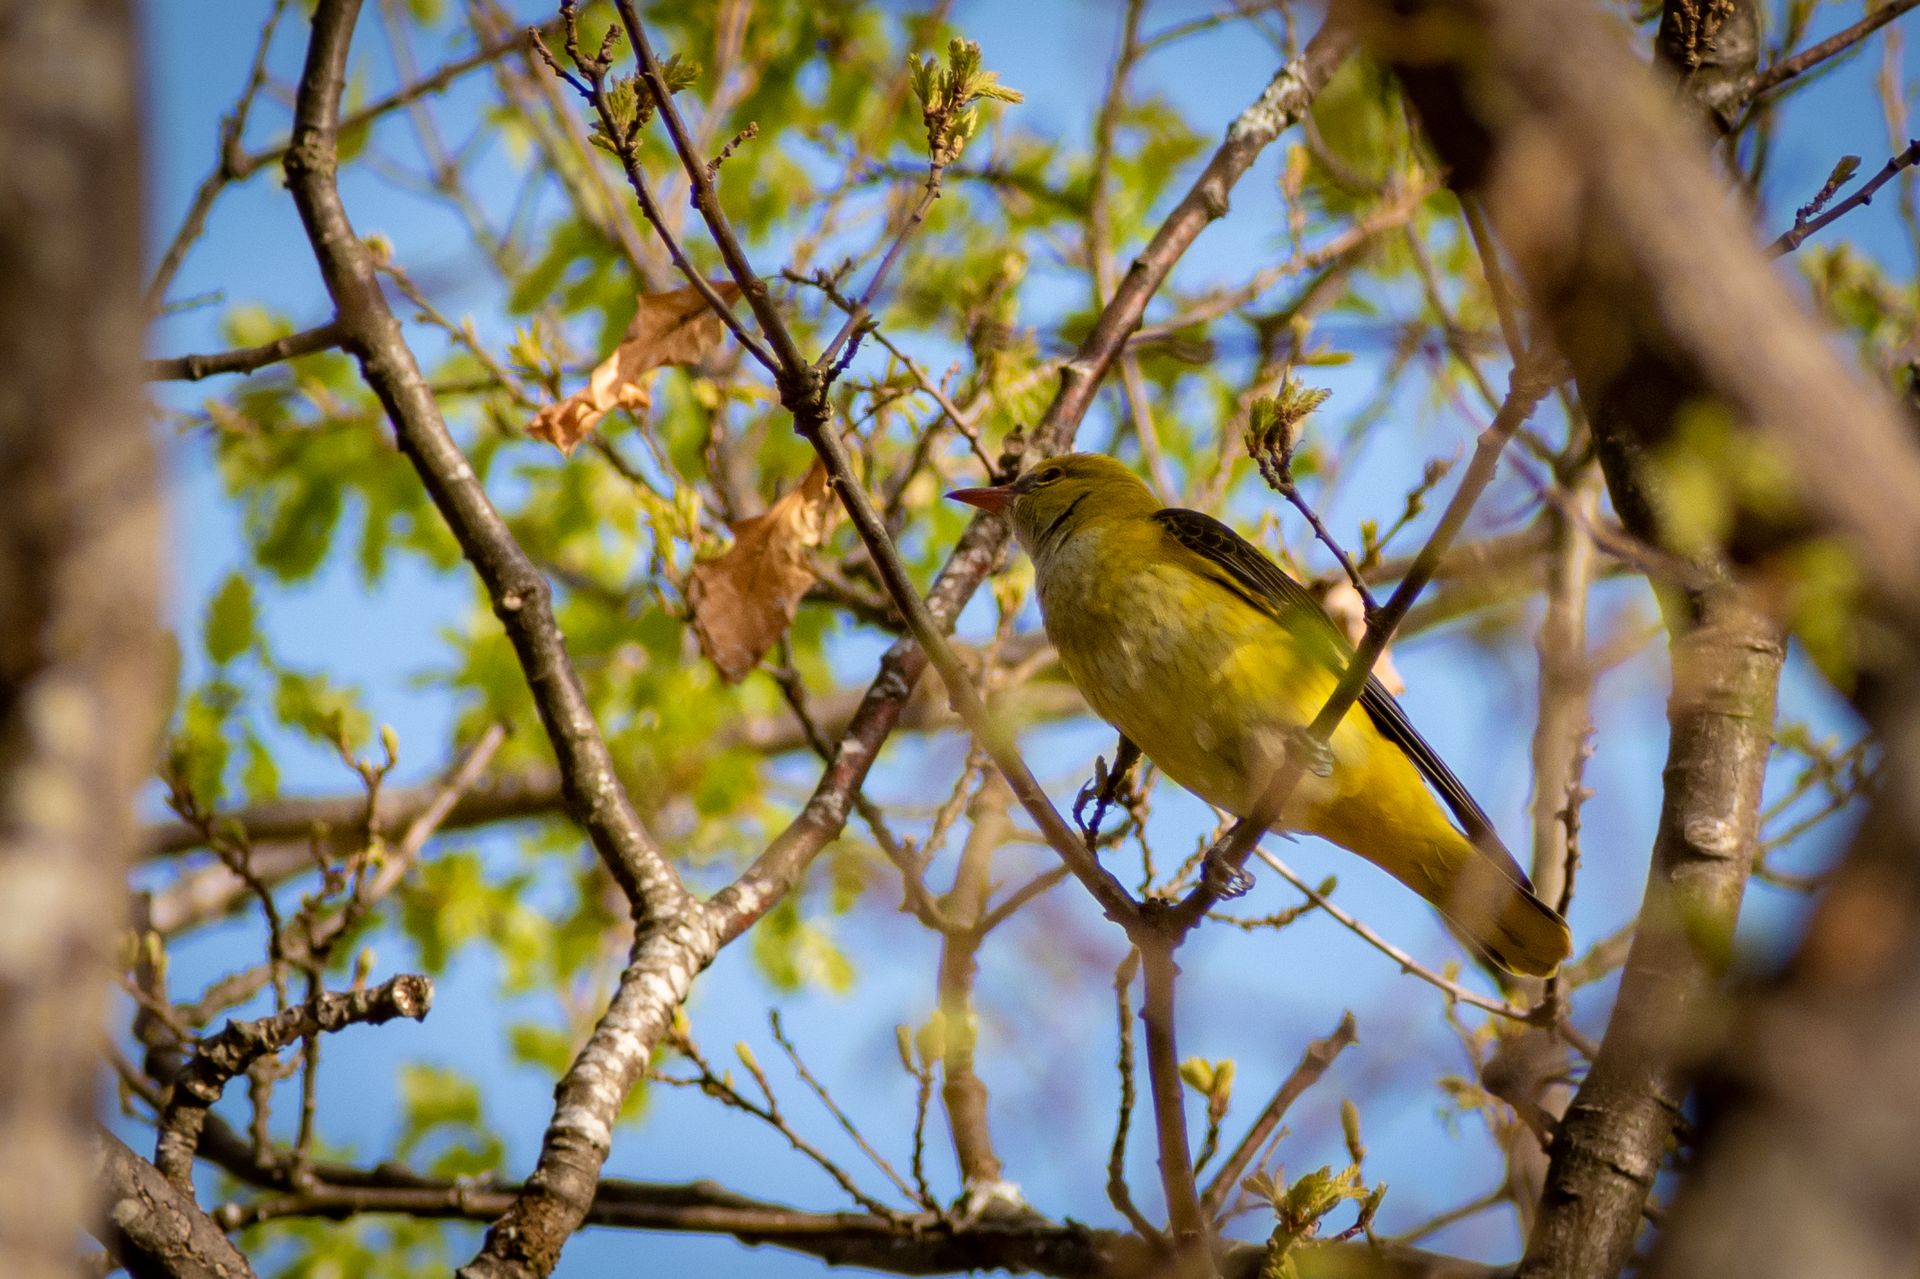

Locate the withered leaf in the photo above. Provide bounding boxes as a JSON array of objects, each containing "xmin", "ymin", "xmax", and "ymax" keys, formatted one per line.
[
  {"xmin": 527, "ymin": 280, "xmax": 741, "ymax": 454},
  {"xmin": 688, "ymin": 461, "xmax": 839, "ymax": 683}
]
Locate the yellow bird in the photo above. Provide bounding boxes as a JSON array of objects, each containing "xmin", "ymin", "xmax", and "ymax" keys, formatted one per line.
[{"xmin": 950, "ymin": 453, "xmax": 1571, "ymax": 977}]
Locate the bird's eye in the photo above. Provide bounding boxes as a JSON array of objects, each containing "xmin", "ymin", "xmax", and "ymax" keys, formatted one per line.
[{"xmin": 1034, "ymin": 466, "xmax": 1064, "ymax": 485}]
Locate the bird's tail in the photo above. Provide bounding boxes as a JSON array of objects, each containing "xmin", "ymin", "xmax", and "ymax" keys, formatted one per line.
[{"xmin": 1416, "ymin": 835, "xmax": 1572, "ymax": 979}]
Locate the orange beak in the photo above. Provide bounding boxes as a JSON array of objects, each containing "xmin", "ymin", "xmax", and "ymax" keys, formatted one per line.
[{"xmin": 946, "ymin": 485, "xmax": 1015, "ymax": 514}]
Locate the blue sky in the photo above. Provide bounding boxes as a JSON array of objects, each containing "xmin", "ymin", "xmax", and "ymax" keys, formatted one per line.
[{"xmin": 136, "ymin": 1, "xmax": 1905, "ymax": 1273}]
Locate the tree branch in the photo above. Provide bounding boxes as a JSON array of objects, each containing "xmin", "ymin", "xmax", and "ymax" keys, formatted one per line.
[
  {"xmin": 1200, "ymin": 1012, "xmax": 1358, "ymax": 1219},
  {"xmin": 1137, "ymin": 939, "xmax": 1209, "ymax": 1273},
  {"xmin": 185, "ymin": 1144, "xmax": 1495, "ymax": 1279},
  {"xmin": 1644, "ymin": 677, "xmax": 1920, "ymax": 1279},
  {"xmin": 1342, "ymin": 3, "xmax": 1877, "ymax": 1274},
  {"xmin": 1768, "ymin": 138, "xmax": 1920, "ymax": 256},
  {"xmin": 1031, "ymin": 19, "xmax": 1355, "ymax": 449},
  {"xmin": 450, "ymin": 13, "xmax": 1353, "ymax": 1270},
  {"xmin": 154, "ymin": 974, "xmax": 434, "ymax": 1188},
  {"xmin": 1742, "ymin": 0, "xmax": 1920, "ymax": 103},
  {"xmin": 1519, "ymin": 591, "xmax": 1781, "ymax": 1277},
  {"xmin": 94, "ymin": 1129, "xmax": 256, "ymax": 1279},
  {"xmin": 281, "ymin": 0, "xmax": 686, "ymax": 918},
  {"xmin": 1354, "ymin": 0, "xmax": 1920, "ymax": 630},
  {"xmin": 934, "ymin": 774, "xmax": 1015, "ymax": 1203},
  {"xmin": 146, "ymin": 321, "xmax": 345, "ymax": 381},
  {"xmin": 279, "ymin": 14, "xmax": 723, "ymax": 1277}
]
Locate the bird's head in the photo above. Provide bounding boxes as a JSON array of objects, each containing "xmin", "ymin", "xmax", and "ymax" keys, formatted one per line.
[{"xmin": 947, "ymin": 453, "xmax": 1159, "ymax": 556}]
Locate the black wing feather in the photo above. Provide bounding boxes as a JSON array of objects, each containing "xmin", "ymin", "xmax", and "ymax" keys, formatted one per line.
[{"xmin": 1152, "ymin": 508, "xmax": 1530, "ymax": 887}]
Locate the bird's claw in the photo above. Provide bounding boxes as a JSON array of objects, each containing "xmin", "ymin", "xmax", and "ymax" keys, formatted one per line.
[
  {"xmin": 1072, "ymin": 755, "xmax": 1111, "ymax": 835},
  {"xmin": 1202, "ymin": 851, "xmax": 1256, "ymax": 900},
  {"xmin": 1286, "ymin": 727, "xmax": 1335, "ymax": 778}
]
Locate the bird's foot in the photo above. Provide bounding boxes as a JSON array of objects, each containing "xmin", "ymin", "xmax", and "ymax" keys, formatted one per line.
[
  {"xmin": 1201, "ymin": 849, "xmax": 1256, "ymax": 900},
  {"xmin": 1074, "ymin": 735, "xmax": 1142, "ymax": 847},
  {"xmin": 1072, "ymin": 764, "xmax": 1107, "ymax": 835},
  {"xmin": 1285, "ymin": 726, "xmax": 1335, "ymax": 778}
]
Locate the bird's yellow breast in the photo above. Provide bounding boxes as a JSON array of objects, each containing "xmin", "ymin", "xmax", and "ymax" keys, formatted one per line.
[{"xmin": 1034, "ymin": 520, "xmax": 1458, "ymax": 858}]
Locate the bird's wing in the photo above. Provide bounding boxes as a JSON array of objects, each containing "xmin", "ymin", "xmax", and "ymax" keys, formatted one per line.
[{"xmin": 1152, "ymin": 508, "xmax": 1528, "ymax": 883}]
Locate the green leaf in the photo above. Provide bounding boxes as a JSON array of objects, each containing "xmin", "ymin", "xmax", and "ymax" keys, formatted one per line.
[
  {"xmin": 396, "ymin": 1062, "xmax": 482, "ymax": 1157},
  {"xmin": 508, "ymin": 1023, "xmax": 577, "ymax": 1077},
  {"xmin": 273, "ymin": 668, "xmax": 371, "ymax": 749},
  {"xmin": 203, "ymin": 572, "xmax": 257, "ymax": 665},
  {"xmin": 241, "ymin": 729, "xmax": 280, "ymax": 800},
  {"xmin": 751, "ymin": 895, "xmax": 858, "ymax": 993}
]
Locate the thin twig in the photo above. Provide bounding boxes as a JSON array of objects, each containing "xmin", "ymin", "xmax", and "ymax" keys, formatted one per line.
[
  {"xmin": 1257, "ymin": 849, "xmax": 1592, "ymax": 1057},
  {"xmin": 147, "ymin": 321, "xmax": 346, "ymax": 382},
  {"xmin": 1744, "ymin": 0, "xmax": 1920, "ymax": 101},
  {"xmin": 1770, "ymin": 139, "xmax": 1920, "ymax": 255},
  {"xmin": 768, "ymin": 1012, "xmax": 922, "ymax": 1208},
  {"xmin": 529, "ymin": 14, "xmax": 777, "ymax": 371},
  {"xmin": 1200, "ymin": 1012, "xmax": 1357, "ymax": 1218},
  {"xmin": 613, "ymin": 3, "xmax": 802, "ymax": 371},
  {"xmin": 1386, "ymin": 1183, "xmax": 1509, "ymax": 1246},
  {"xmin": 146, "ymin": 0, "xmax": 294, "ymax": 309},
  {"xmin": 662, "ymin": 1029, "xmax": 901, "ymax": 1220},
  {"xmin": 1107, "ymin": 951, "xmax": 1165, "ymax": 1245}
]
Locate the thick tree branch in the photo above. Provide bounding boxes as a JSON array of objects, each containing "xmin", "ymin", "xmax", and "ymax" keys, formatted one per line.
[
  {"xmin": 190, "ymin": 1146, "xmax": 1492, "ymax": 1279},
  {"xmin": 1519, "ymin": 592, "xmax": 1781, "ymax": 1277},
  {"xmin": 282, "ymin": 0, "xmax": 685, "ymax": 918},
  {"xmin": 1645, "ymin": 676, "xmax": 1920, "ymax": 1279},
  {"xmin": 94, "ymin": 1130, "xmax": 256, "ymax": 1279},
  {"xmin": 279, "ymin": 14, "xmax": 723, "ymax": 1278},
  {"xmin": 1339, "ymin": 3, "xmax": 1904, "ymax": 1275},
  {"xmin": 153, "ymin": 974, "xmax": 433, "ymax": 1188}
]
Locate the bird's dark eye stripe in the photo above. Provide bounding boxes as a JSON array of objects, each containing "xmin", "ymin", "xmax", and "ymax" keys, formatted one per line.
[{"xmin": 1040, "ymin": 492, "xmax": 1089, "ymax": 544}]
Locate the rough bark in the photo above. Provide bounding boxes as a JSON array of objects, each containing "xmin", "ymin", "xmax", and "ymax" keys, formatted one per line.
[
  {"xmin": 0, "ymin": 3, "xmax": 163, "ymax": 1275},
  {"xmin": 154, "ymin": 975, "xmax": 433, "ymax": 1188},
  {"xmin": 1644, "ymin": 672, "xmax": 1920, "ymax": 1279},
  {"xmin": 94, "ymin": 1131, "xmax": 255, "ymax": 1279},
  {"xmin": 1336, "ymin": 2, "xmax": 1903, "ymax": 1273},
  {"xmin": 1520, "ymin": 589, "xmax": 1781, "ymax": 1277},
  {"xmin": 1654, "ymin": 0, "xmax": 1762, "ymax": 133}
]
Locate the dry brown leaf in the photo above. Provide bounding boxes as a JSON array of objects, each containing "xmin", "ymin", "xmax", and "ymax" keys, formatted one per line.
[
  {"xmin": 688, "ymin": 461, "xmax": 839, "ymax": 683},
  {"xmin": 527, "ymin": 280, "xmax": 742, "ymax": 454},
  {"xmin": 1321, "ymin": 578, "xmax": 1404, "ymax": 696}
]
